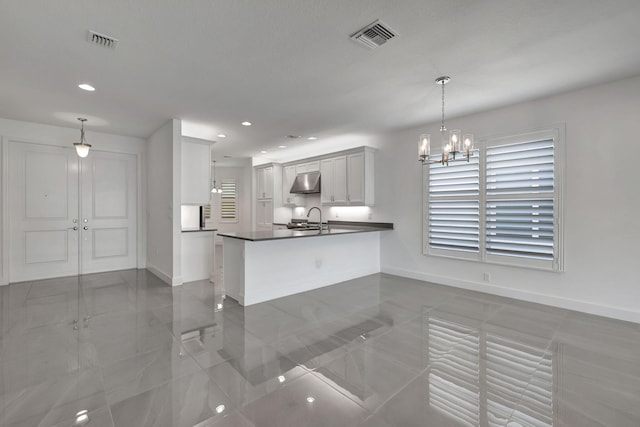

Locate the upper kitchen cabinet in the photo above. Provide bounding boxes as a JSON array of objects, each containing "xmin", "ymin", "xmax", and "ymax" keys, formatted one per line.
[
  {"xmin": 181, "ymin": 138, "xmax": 212, "ymax": 205},
  {"xmin": 295, "ymin": 161, "xmax": 320, "ymax": 174},
  {"xmin": 321, "ymin": 147, "xmax": 375, "ymax": 206},
  {"xmin": 320, "ymin": 156, "xmax": 347, "ymax": 204},
  {"xmin": 256, "ymin": 165, "xmax": 273, "ymax": 200}
]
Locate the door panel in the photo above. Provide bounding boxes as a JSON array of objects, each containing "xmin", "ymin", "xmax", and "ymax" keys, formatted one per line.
[
  {"xmin": 91, "ymin": 228, "xmax": 129, "ymax": 258},
  {"xmin": 333, "ymin": 156, "xmax": 348, "ymax": 203},
  {"xmin": 24, "ymin": 230, "xmax": 69, "ymax": 264},
  {"xmin": 320, "ymin": 159, "xmax": 334, "ymax": 204},
  {"xmin": 92, "ymin": 157, "xmax": 128, "ymax": 218},
  {"xmin": 9, "ymin": 143, "xmax": 79, "ymax": 282},
  {"xmin": 347, "ymin": 153, "xmax": 364, "ymax": 204},
  {"xmin": 25, "ymin": 150, "xmax": 69, "ymax": 218},
  {"xmin": 81, "ymin": 151, "xmax": 137, "ymax": 273}
]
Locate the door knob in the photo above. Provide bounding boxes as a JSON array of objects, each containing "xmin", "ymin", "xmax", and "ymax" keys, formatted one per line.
[
  {"xmin": 83, "ymin": 226, "xmax": 88, "ymax": 230},
  {"xmin": 69, "ymin": 226, "xmax": 78, "ymax": 231}
]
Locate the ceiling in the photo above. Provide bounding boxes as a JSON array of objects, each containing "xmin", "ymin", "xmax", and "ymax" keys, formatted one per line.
[{"xmin": 2, "ymin": 0, "xmax": 640, "ymax": 162}]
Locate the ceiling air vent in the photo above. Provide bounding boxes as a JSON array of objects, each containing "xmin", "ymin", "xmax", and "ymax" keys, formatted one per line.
[
  {"xmin": 350, "ymin": 20, "xmax": 396, "ymax": 49},
  {"xmin": 87, "ymin": 30, "xmax": 119, "ymax": 49}
]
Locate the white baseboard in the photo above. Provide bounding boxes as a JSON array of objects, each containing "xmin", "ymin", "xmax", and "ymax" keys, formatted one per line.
[
  {"xmin": 146, "ymin": 264, "xmax": 172, "ymax": 286},
  {"xmin": 381, "ymin": 266, "xmax": 640, "ymax": 324}
]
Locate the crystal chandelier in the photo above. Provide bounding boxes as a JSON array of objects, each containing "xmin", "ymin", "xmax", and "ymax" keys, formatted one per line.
[{"xmin": 419, "ymin": 76, "xmax": 475, "ymax": 165}]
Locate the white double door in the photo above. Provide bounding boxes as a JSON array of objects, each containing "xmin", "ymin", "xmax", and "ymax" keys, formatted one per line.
[{"xmin": 9, "ymin": 142, "xmax": 137, "ymax": 282}]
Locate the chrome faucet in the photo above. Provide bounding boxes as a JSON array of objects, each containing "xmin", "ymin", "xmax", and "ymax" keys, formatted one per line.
[{"xmin": 307, "ymin": 207, "xmax": 322, "ymax": 233}]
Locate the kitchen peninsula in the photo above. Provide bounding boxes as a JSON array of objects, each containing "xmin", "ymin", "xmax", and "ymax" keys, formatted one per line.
[{"xmin": 218, "ymin": 221, "xmax": 393, "ymax": 305}]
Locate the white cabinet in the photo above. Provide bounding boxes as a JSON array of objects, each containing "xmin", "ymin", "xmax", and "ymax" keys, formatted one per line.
[
  {"xmin": 256, "ymin": 200, "xmax": 273, "ymax": 228},
  {"xmin": 320, "ymin": 156, "xmax": 347, "ymax": 204},
  {"xmin": 181, "ymin": 231, "xmax": 214, "ymax": 282},
  {"xmin": 296, "ymin": 160, "xmax": 320, "ymax": 174},
  {"xmin": 256, "ymin": 166, "xmax": 273, "ymax": 200},
  {"xmin": 181, "ymin": 139, "xmax": 212, "ymax": 204},
  {"xmin": 255, "ymin": 164, "xmax": 282, "ymax": 229},
  {"xmin": 320, "ymin": 148, "xmax": 374, "ymax": 206},
  {"xmin": 347, "ymin": 152, "xmax": 365, "ymax": 204},
  {"xmin": 282, "ymin": 165, "xmax": 304, "ymax": 206}
]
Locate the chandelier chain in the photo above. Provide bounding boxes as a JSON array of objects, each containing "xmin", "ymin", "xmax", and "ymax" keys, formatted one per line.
[{"xmin": 441, "ymin": 81, "xmax": 446, "ymax": 133}]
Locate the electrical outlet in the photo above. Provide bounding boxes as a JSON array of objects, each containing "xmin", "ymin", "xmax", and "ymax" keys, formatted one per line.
[{"xmin": 483, "ymin": 272, "xmax": 491, "ymax": 282}]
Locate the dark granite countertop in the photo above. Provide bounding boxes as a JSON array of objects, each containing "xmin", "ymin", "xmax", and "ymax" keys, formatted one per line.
[
  {"xmin": 217, "ymin": 221, "xmax": 392, "ymax": 242},
  {"xmin": 181, "ymin": 227, "xmax": 217, "ymax": 233}
]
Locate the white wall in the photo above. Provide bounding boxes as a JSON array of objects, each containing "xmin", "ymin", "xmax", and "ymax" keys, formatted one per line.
[
  {"xmin": 0, "ymin": 117, "xmax": 146, "ymax": 285},
  {"xmin": 146, "ymin": 119, "xmax": 182, "ymax": 285},
  {"xmin": 376, "ymin": 75, "xmax": 640, "ymax": 323}
]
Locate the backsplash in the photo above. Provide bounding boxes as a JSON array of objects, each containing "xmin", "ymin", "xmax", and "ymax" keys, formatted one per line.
[{"xmin": 292, "ymin": 194, "xmax": 375, "ymax": 222}]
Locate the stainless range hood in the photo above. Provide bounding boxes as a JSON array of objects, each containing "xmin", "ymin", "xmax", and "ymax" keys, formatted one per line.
[{"xmin": 290, "ymin": 171, "xmax": 321, "ymax": 194}]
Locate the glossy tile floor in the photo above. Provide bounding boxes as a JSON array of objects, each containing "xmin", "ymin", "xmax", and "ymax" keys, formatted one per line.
[{"xmin": 1, "ymin": 268, "xmax": 640, "ymax": 426}]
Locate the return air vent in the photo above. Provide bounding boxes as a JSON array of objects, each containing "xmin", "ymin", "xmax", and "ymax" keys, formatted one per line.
[
  {"xmin": 350, "ymin": 20, "xmax": 396, "ymax": 49},
  {"xmin": 87, "ymin": 30, "xmax": 119, "ymax": 48}
]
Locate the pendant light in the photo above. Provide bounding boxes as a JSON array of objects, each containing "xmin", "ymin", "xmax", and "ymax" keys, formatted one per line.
[
  {"xmin": 211, "ymin": 160, "xmax": 222, "ymax": 193},
  {"xmin": 73, "ymin": 118, "xmax": 92, "ymax": 158},
  {"xmin": 419, "ymin": 76, "xmax": 475, "ymax": 165}
]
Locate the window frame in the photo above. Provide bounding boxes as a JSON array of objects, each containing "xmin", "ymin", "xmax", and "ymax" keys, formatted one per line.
[{"xmin": 423, "ymin": 126, "xmax": 565, "ymax": 272}]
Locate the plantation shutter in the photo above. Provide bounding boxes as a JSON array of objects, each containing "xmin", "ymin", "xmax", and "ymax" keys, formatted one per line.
[
  {"xmin": 428, "ymin": 156, "xmax": 480, "ymax": 254},
  {"xmin": 220, "ymin": 179, "xmax": 237, "ymax": 222},
  {"xmin": 485, "ymin": 138, "xmax": 555, "ymax": 262}
]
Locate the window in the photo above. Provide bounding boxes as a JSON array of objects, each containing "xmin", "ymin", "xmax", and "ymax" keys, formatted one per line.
[
  {"xmin": 424, "ymin": 128, "xmax": 563, "ymax": 271},
  {"xmin": 219, "ymin": 179, "xmax": 238, "ymax": 223}
]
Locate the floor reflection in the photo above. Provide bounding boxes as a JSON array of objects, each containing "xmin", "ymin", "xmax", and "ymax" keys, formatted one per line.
[
  {"xmin": 426, "ymin": 315, "xmax": 554, "ymax": 427},
  {"xmin": 1, "ymin": 270, "xmax": 639, "ymax": 426}
]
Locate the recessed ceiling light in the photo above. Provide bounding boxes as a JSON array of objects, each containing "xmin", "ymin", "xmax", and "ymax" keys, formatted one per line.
[
  {"xmin": 217, "ymin": 134, "xmax": 227, "ymax": 138},
  {"xmin": 260, "ymin": 150, "xmax": 268, "ymax": 154},
  {"xmin": 241, "ymin": 121, "xmax": 252, "ymax": 126},
  {"xmin": 307, "ymin": 136, "xmax": 318, "ymax": 140},
  {"xmin": 78, "ymin": 83, "xmax": 95, "ymax": 91},
  {"xmin": 279, "ymin": 145, "xmax": 287, "ymax": 149},
  {"xmin": 306, "ymin": 397, "xmax": 315, "ymax": 403},
  {"xmin": 277, "ymin": 375, "xmax": 286, "ymax": 383},
  {"xmin": 215, "ymin": 404, "xmax": 226, "ymax": 414}
]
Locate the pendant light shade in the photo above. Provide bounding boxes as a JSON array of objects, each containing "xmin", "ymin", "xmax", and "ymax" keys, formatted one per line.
[{"xmin": 73, "ymin": 118, "xmax": 92, "ymax": 158}]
